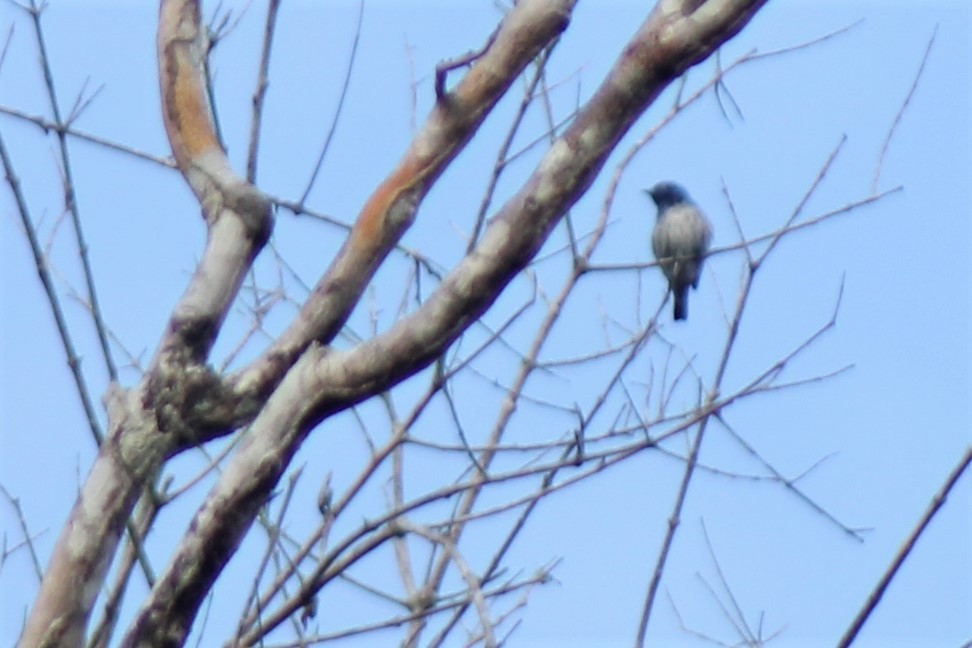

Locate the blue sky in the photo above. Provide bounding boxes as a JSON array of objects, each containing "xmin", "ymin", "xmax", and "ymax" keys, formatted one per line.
[{"xmin": 1, "ymin": 1, "xmax": 970, "ymax": 646}]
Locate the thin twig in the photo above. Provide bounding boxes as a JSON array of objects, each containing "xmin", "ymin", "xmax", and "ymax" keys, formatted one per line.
[
  {"xmin": 246, "ymin": 0, "xmax": 281, "ymax": 183},
  {"xmin": 837, "ymin": 446, "xmax": 972, "ymax": 648},
  {"xmin": 236, "ymin": 466, "xmax": 305, "ymax": 643},
  {"xmin": 299, "ymin": 0, "xmax": 364, "ymax": 204},
  {"xmin": 0, "ymin": 132, "xmax": 104, "ymax": 445},
  {"xmin": 0, "ymin": 484, "xmax": 43, "ymax": 580},
  {"xmin": 0, "ymin": 104, "xmax": 175, "ymax": 166},
  {"xmin": 872, "ymin": 26, "xmax": 936, "ymax": 193},
  {"xmin": 26, "ymin": 0, "xmax": 117, "ymax": 383}
]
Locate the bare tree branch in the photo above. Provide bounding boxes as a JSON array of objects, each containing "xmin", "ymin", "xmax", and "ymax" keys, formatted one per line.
[
  {"xmin": 22, "ymin": 0, "xmax": 117, "ymax": 383},
  {"xmin": 872, "ymin": 26, "xmax": 936, "ymax": 193},
  {"xmin": 838, "ymin": 446, "xmax": 972, "ymax": 648}
]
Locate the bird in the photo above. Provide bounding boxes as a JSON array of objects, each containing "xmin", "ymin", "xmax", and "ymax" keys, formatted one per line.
[{"xmin": 646, "ymin": 182, "xmax": 713, "ymax": 322}]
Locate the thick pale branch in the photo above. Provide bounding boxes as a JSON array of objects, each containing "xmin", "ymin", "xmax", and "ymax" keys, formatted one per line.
[
  {"xmin": 157, "ymin": 0, "xmax": 273, "ymax": 360},
  {"xmin": 19, "ymin": 387, "xmax": 170, "ymax": 648},
  {"xmin": 20, "ymin": 2, "xmax": 277, "ymax": 645},
  {"xmin": 227, "ymin": 0, "xmax": 575, "ymax": 415},
  {"xmin": 119, "ymin": 347, "xmax": 328, "ymax": 647}
]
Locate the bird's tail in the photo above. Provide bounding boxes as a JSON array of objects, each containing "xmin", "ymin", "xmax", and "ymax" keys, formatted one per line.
[{"xmin": 673, "ymin": 286, "xmax": 688, "ymax": 321}]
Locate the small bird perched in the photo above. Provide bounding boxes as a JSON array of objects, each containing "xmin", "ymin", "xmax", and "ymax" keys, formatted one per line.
[{"xmin": 646, "ymin": 182, "xmax": 713, "ymax": 321}]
